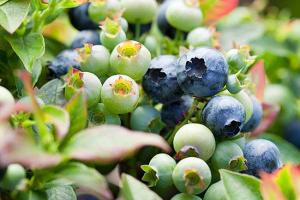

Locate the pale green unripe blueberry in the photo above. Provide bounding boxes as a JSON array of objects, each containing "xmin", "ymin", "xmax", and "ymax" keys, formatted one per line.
[
  {"xmin": 187, "ymin": 27, "xmax": 212, "ymax": 47},
  {"xmin": 88, "ymin": 0, "xmax": 122, "ymax": 23},
  {"xmin": 171, "ymin": 193, "xmax": 202, "ymax": 200},
  {"xmin": 0, "ymin": 86, "xmax": 14, "ymax": 105},
  {"xmin": 110, "ymin": 40, "xmax": 151, "ymax": 80},
  {"xmin": 166, "ymin": 0, "xmax": 203, "ymax": 32},
  {"xmin": 211, "ymin": 141, "xmax": 247, "ymax": 172},
  {"xmin": 173, "ymin": 123, "xmax": 216, "ymax": 161},
  {"xmin": 141, "ymin": 153, "xmax": 176, "ymax": 189},
  {"xmin": 101, "ymin": 75, "xmax": 139, "ymax": 114},
  {"xmin": 100, "ymin": 18, "xmax": 127, "ymax": 51},
  {"xmin": 172, "ymin": 157, "xmax": 211, "ymax": 195},
  {"xmin": 226, "ymin": 49, "xmax": 247, "ymax": 73},
  {"xmin": 232, "ymin": 90, "xmax": 253, "ymax": 123},
  {"xmin": 204, "ymin": 181, "xmax": 226, "ymax": 200},
  {"xmin": 80, "ymin": 45, "xmax": 110, "ymax": 77},
  {"xmin": 144, "ymin": 35, "xmax": 158, "ymax": 56},
  {"xmin": 1, "ymin": 164, "xmax": 26, "ymax": 190},
  {"xmin": 89, "ymin": 103, "xmax": 121, "ymax": 126},
  {"xmin": 121, "ymin": 0, "xmax": 158, "ymax": 24},
  {"xmin": 226, "ymin": 74, "xmax": 243, "ymax": 94},
  {"xmin": 82, "ymin": 72, "xmax": 102, "ymax": 107},
  {"xmin": 119, "ymin": 17, "xmax": 128, "ymax": 32}
]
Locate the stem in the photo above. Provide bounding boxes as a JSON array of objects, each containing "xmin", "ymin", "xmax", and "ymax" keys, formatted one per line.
[
  {"xmin": 174, "ymin": 30, "xmax": 183, "ymax": 45},
  {"xmin": 135, "ymin": 23, "xmax": 141, "ymax": 41},
  {"xmin": 166, "ymin": 99, "xmax": 199, "ymax": 145}
]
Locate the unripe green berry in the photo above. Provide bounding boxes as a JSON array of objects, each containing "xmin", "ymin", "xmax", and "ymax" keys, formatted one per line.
[
  {"xmin": 79, "ymin": 44, "xmax": 110, "ymax": 77},
  {"xmin": 0, "ymin": 86, "xmax": 14, "ymax": 105},
  {"xmin": 110, "ymin": 40, "xmax": 151, "ymax": 80},
  {"xmin": 211, "ymin": 141, "xmax": 247, "ymax": 172},
  {"xmin": 204, "ymin": 181, "xmax": 226, "ymax": 200},
  {"xmin": 166, "ymin": 0, "xmax": 203, "ymax": 32},
  {"xmin": 130, "ymin": 105, "xmax": 163, "ymax": 133},
  {"xmin": 121, "ymin": 0, "xmax": 158, "ymax": 24},
  {"xmin": 187, "ymin": 27, "xmax": 212, "ymax": 47},
  {"xmin": 89, "ymin": 103, "xmax": 121, "ymax": 126},
  {"xmin": 226, "ymin": 74, "xmax": 243, "ymax": 94},
  {"xmin": 226, "ymin": 49, "xmax": 247, "ymax": 73},
  {"xmin": 173, "ymin": 123, "xmax": 216, "ymax": 161},
  {"xmin": 88, "ymin": 0, "xmax": 122, "ymax": 23},
  {"xmin": 141, "ymin": 153, "xmax": 176, "ymax": 189},
  {"xmin": 172, "ymin": 157, "xmax": 211, "ymax": 195},
  {"xmin": 100, "ymin": 18, "xmax": 127, "ymax": 51},
  {"xmin": 171, "ymin": 193, "xmax": 202, "ymax": 200},
  {"xmin": 101, "ymin": 74, "xmax": 139, "ymax": 114},
  {"xmin": 1, "ymin": 164, "xmax": 26, "ymax": 190}
]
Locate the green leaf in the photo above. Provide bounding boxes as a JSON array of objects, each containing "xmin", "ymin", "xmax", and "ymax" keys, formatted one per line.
[
  {"xmin": 220, "ymin": 169, "xmax": 263, "ymax": 200},
  {"xmin": 0, "ymin": 0, "xmax": 31, "ymax": 33},
  {"xmin": 37, "ymin": 79, "xmax": 66, "ymax": 106},
  {"xmin": 48, "ymin": 162, "xmax": 112, "ymax": 200},
  {"xmin": 62, "ymin": 91, "xmax": 88, "ymax": 144},
  {"xmin": 259, "ymin": 133, "xmax": 300, "ymax": 164},
  {"xmin": 17, "ymin": 191, "xmax": 47, "ymax": 200},
  {"xmin": 6, "ymin": 32, "xmax": 45, "ymax": 72},
  {"xmin": 0, "ymin": 125, "xmax": 62, "ymax": 169},
  {"xmin": 63, "ymin": 125, "xmax": 170, "ymax": 164},
  {"xmin": 32, "ymin": 59, "xmax": 42, "ymax": 86},
  {"xmin": 121, "ymin": 174, "xmax": 162, "ymax": 200},
  {"xmin": 46, "ymin": 185, "xmax": 76, "ymax": 200},
  {"xmin": 42, "ymin": 105, "xmax": 70, "ymax": 140},
  {"xmin": 0, "ymin": 0, "xmax": 9, "ymax": 6}
]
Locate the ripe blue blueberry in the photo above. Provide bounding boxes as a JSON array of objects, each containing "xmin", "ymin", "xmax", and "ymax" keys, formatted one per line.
[
  {"xmin": 141, "ymin": 153, "xmax": 176, "ymax": 189},
  {"xmin": 48, "ymin": 50, "xmax": 80, "ymax": 78},
  {"xmin": 156, "ymin": 0, "xmax": 177, "ymax": 38},
  {"xmin": 243, "ymin": 139, "xmax": 282, "ymax": 177},
  {"xmin": 142, "ymin": 55, "xmax": 183, "ymax": 104},
  {"xmin": 161, "ymin": 95, "xmax": 193, "ymax": 128},
  {"xmin": 241, "ymin": 96, "xmax": 263, "ymax": 132},
  {"xmin": 202, "ymin": 96, "xmax": 246, "ymax": 137},
  {"xmin": 176, "ymin": 48, "xmax": 228, "ymax": 97},
  {"xmin": 71, "ymin": 30, "xmax": 101, "ymax": 49},
  {"xmin": 77, "ymin": 194, "xmax": 99, "ymax": 200},
  {"xmin": 68, "ymin": 3, "xmax": 98, "ymax": 31},
  {"xmin": 284, "ymin": 119, "xmax": 300, "ymax": 148}
]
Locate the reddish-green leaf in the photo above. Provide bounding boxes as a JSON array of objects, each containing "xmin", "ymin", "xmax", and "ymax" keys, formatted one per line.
[
  {"xmin": 42, "ymin": 105, "xmax": 70, "ymax": 140},
  {"xmin": 0, "ymin": 125, "xmax": 62, "ymax": 169},
  {"xmin": 62, "ymin": 125, "xmax": 171, "ymax": 164},
  {"xmin": 203, "ymin": 0, "xmax": 239, "ymax": 23},
  {"xmin": 250, "ymin": 61, "xmax": 266, "ymax": 102}
]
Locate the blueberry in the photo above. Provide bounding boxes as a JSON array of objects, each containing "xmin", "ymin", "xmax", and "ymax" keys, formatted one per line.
[
  {"xmin": 48, "ymin": 50, "xmax": 80, "ymax": 78},
  {"xmin": 202, "ymin": 96, "xmax": 246, "ymax": 137},
  {"xmin": 142, "ymin": 55, "xmax": 183, "ymax": 104},
  {"xmin": 173, "ymin": 123, "xmax": 216, "ymax": 161},
  {"xmin": 77, "ymin": 194, "xmax": 99, "ymax": 200},
  {"xmin": 68, "ymin": 3, "xmax": 98, "ymax": 31},
  {"xmin": 0, "ymin": 86, "xmax": 15, "ymax": 105},
  {"xmin": 204, "ymin": 181, "xmax": 226, "ymax": 200},
  {"xmin": 241, "ymin": 96, "xmax": 263, "ymax": 132},
  {"xmin": 187, "ymin": 27, "xmax": 213, "ymax": 48},
  {"xmin": 1, "ymin": 164, "xmax": 26, "ymax": 190},
  {"xmin": 141, "ymin": 153, "xmax": 176, "ymax": 189},
  {"xmin": 176, "ymin": 48, "xmax": 228, "ymax": 97},
  {"xmin": 284, "ymin": 119, "xmax": 300, "ymax": 148},
  {"xmin": 243, "ymin": 139, "xmax": 282, "ymax": 177},
  {"xmin": 71, "ymin": 30, "xmax": 101, "ymax": 49},
  {"xmin": 172, "ymin": 157, "xmax": 211, "ymax": 195},
  {"xmin": 171, "ymin": 193, "xmax": 202, "ymax": 200},
  {"xmin": 161, "ymin": 95, "xmax": 193, "ymax": 128},
  {"xmin": 156, "ymin": 0, "xmax": 176, "ymax": 38}
]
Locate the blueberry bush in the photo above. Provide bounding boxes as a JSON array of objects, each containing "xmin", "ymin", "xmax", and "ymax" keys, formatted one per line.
[{"xmin": 0, "ymin": 0, "xmax": 299, "ymax": 200}]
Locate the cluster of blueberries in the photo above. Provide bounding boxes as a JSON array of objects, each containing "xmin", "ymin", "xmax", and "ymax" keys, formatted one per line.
[{"xmin": 43, "ymin": 0, "xmax": 283, "ymax": 199}]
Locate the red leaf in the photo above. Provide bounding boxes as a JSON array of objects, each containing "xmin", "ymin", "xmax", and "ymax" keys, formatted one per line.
[
  {"xmin": 252, "ymin": 103, "xmax": 280, "ymax": 137},
  {"xmin": 260, "ymin": 172, "xmax": 287, "ymax": 200},
  {"xmin": 250, "ymin": 61, "xmax": 266, "ymax": 102},
  {"xmin": 204, "ymin": 0, "xmax": 239, "ymax": 23}
]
